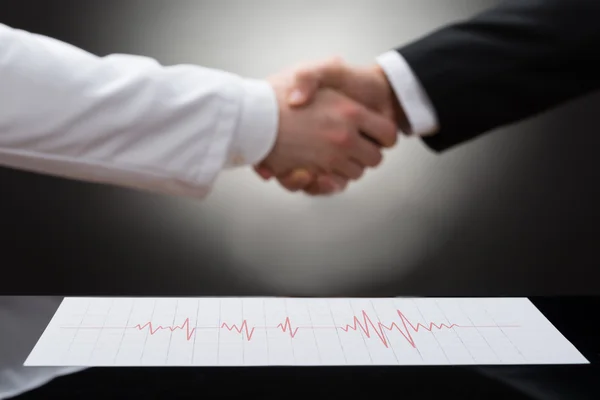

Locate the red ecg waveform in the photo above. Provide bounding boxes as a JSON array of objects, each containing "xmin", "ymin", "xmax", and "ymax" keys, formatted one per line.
[
  {"xmin": 221, "ymin": 319, "xmax": 255, "ymax": 340},
  {"xmin": 132, "ymin": 316, "xmax": 301, "ymax": 342},
  {"xmin": 209, "ymin": 317, "xmax": 300, "ymax": 341},
  {"xmin": 134, "ymin": 318, "xmax": 197, "ymax": 341},
  {"xmin": 341, "ymin": 310, "xmax": 461, "ymax": 348},
  {"xmin": 277, "ymin": 317, "xmax": 300, "ymax": 338},
  {"xmin": 108, "ymin": 310, "xmax": 514, "ymax": 349}
]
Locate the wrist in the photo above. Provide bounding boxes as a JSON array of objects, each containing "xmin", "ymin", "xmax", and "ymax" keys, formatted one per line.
[
  {"xmin": 390, "ymin": 89, "xmax": 410, "ymax": 133},
  {"xmin": 370, "ymin": 63, "xmax": 410, "ymax": 132},
  {"xmin": 375, "ymin": 50, "xmax": 440, "ymax": 136}
]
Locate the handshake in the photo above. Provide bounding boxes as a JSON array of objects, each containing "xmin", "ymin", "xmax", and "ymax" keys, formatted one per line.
[{"xmin": 254, "ymin": 57, "xmax": 407, "ymax": 196}]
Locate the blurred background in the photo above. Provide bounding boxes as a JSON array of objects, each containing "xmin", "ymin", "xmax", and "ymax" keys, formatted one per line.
[{"xmin": 2, "ymin": 0, "xmax": 599, "ymax": 296}]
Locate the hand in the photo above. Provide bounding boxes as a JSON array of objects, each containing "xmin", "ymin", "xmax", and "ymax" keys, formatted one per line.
[
  {"xmin": 258, "ymin": 66, "xmax": 398, "ymax": 184},
  {"xmin": 256, "ymin": 57, "xmax": 406, "ymax": 195}
]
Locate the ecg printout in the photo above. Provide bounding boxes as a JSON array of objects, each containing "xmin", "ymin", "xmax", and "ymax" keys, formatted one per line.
[{"xmin": 25, "ymin": 297, "xmax": 588, "ymax": 366}]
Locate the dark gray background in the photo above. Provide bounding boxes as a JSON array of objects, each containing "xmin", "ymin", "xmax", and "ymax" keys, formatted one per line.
[{"xmin": 2, "ymin": 0, "xmax": 599, "ymax": 296}]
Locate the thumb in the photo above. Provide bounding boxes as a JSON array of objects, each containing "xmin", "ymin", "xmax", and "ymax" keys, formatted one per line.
[
  {"xmin": 287, "ymin": 56, "xmax": 347, "ymax": 107},
  {"xmin": 287, "ymin": 72, "xmax": 319, "ymax": 107}
]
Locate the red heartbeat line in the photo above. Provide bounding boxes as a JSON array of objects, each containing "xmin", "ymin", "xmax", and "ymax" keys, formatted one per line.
[
  {"xmin": 68, "ymin": 310, "xmax": 516, "ymax": 349},
  {"xmin": 135, "ymin": 319, "xmax": 197, "ymax": 341},
  {"xmin": 138, "ymin": 316, "xmax": 300, "ymax": 342},
  {"xmin": 220, "ymin": 319, "xmax": 255, "ymax": 340},
  {"xmin": 342, "ymin": 310, "xmax": 474, "ymax": 348}
]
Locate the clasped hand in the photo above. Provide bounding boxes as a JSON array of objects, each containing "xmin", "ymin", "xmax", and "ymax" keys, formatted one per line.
[{"xmin": 256, "ymin": 57, "xmax": 404, "ymax": 196}]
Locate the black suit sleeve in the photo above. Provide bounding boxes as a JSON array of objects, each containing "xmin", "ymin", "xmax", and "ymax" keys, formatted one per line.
[{"xmin": 396, "ymin": 0, "xmax": 600, "ymax": 152}]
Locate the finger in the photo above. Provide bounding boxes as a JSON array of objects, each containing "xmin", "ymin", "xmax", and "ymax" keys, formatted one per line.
[
  {"xmin": 320, "ymin": 174, "xmax": 348, "ymax": 192},
  {"xmin": 304, "ymin": 180, "xmax": 331, "ymax": 196},
  {"xmin": 352, "ymin": 137, "xmax": 384, "ymax": 168},
  {"xmin": 304, "ymin": 175, "xmax": 348, "ymax": 196},
  {"xmin": 352, "ymin": 106, "xmax": 399, "ymax": 149},
  {"xmin": 304, "ymin": 174, "xmax": 347, "ymax": 196},
  {"xmin": 287, "ymin": 56, "xmax": 348, "ymax": 106},
  {"xmin": 332, "ymin": 159, "xmax": 364, "ymax": 181},
  {"xmin": 277, "ymin": 169, "xmax": 315, "ymax": 192},
  {"xmin": 303, "ymin": 183, "xmax": 322, "ymax": 196}
]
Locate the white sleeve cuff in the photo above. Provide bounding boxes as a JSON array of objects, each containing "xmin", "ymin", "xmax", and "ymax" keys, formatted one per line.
[
  {"xmin": 376, "ymin": 50, "xmax": 439, "ymax": 136},
  {"xmin": 226, "ymin": 79, "xmax": 279, "ymax": 167}
]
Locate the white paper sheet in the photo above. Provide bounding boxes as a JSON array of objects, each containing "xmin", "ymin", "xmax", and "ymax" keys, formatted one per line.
[{"xmin": 24, "ymin": 297, "xmax": 588, "ymax": 366}]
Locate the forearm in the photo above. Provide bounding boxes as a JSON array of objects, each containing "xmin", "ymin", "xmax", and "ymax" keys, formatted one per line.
[
  {"xmin": 0, "ymin": 23, "xmax": 278, "ymax": 198},
  {"xmin": 395, "ymin": 0, "xmax": 600, "ymax": 151}
]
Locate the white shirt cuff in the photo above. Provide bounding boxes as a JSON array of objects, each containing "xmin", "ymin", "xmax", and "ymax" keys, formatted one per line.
[
  {"xmin": 376, "ymin": 50, "xmax": 439, "ymax": 136},
  {"xmin": 226, "ymin": 79, "xmax": 279, "ymax": 167}
]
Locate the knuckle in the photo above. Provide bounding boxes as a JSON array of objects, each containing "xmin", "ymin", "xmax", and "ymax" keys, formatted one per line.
[
  {"xmin": 371, "ymin": 151, "xmax": 383, "ymax": 167},
  {"xmin": 330, "ymin": 129, "xmax": 353, "ymax": 147},
  {"xmin": 336, "ymin": 177, "xmax": 349, "ymax": 188},
  {"xmin": 383, "ymin": 124, "xmax": 399, "ymax": 147},
  {"xmin": 342, "ymin": 104, "xmax": 361, "ymax": 120},
  {"xmin": 352, "ymin": 168, "xmax": 364, "ymax": 180}
]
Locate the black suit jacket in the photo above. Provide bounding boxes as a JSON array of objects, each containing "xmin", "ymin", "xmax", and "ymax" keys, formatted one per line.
[{"xmin": 397, "ymin": 0, "xmax": 600, "ymax": 152}]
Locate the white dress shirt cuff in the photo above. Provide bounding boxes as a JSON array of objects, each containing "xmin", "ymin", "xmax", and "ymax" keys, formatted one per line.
[
  {"xmin": 227, "ymin": 79, "xmax": 279, "ymax": 167},
  {"xmin": 376, "ymin": 50, "xmax": 439, "ymax": 136}
]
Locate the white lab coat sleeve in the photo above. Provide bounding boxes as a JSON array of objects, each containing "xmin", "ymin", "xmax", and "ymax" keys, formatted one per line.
[{"xmin": 0, "ymin": 23, "xmax": 279, "ymax": 199}]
